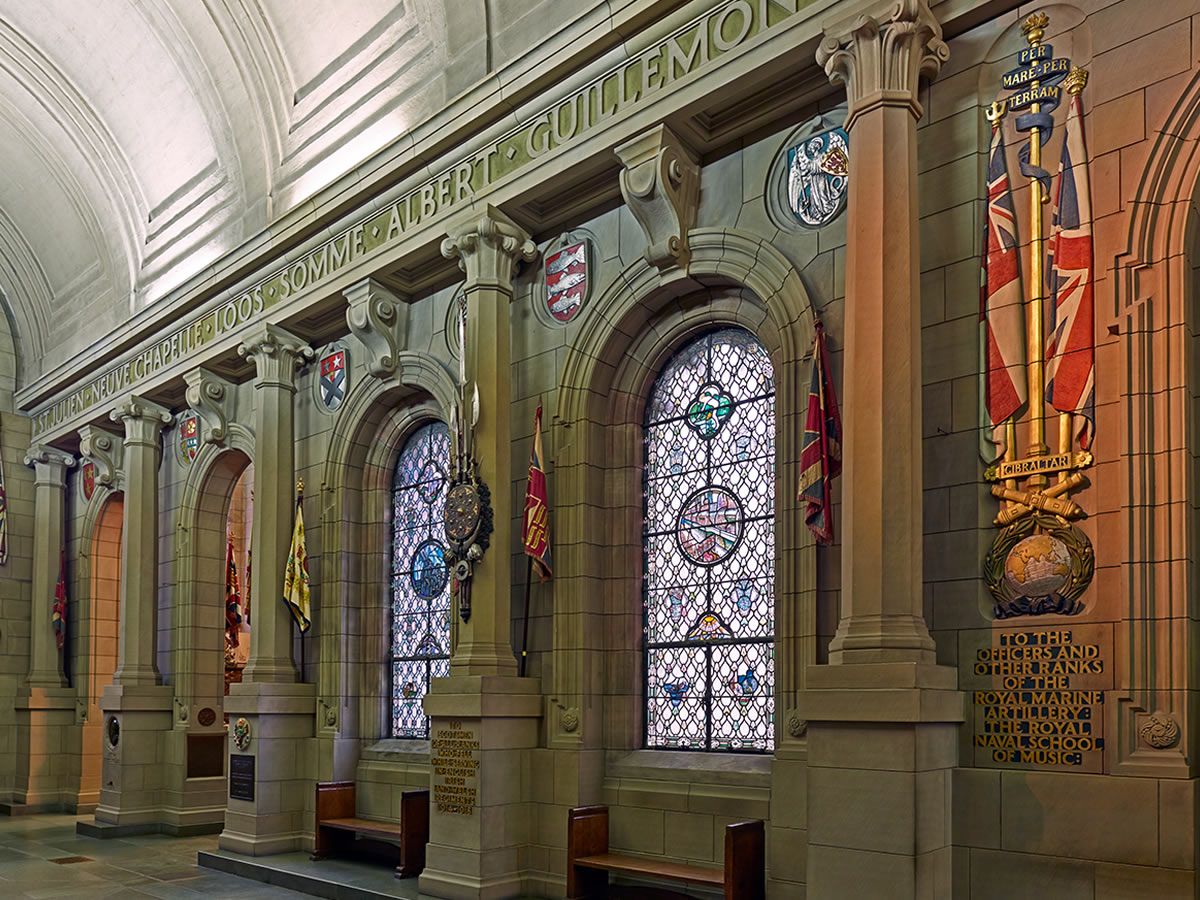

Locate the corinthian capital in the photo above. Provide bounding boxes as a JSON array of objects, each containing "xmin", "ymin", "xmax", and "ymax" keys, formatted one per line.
[
  {"xmin": 817, "ymin": 0, "xmax": 948, "ymax": 127},
  {"xmin": 441, "ymin": 205, "xmax": 536, "ymax": 294},
  {"xmin": 238, "ymin": 324, "xmax": 314, "ymax": 391},
  {"xmin": 110, "ymin": 395, "xmax": 173, "ymax": 448},
  {"xmin": 78, "ymin": 424, "xmax": 124, "ymax": 489}
]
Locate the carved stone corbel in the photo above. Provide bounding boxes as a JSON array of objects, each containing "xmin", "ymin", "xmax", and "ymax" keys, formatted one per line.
[
  {"xmin": 78, "ymin": 424, "xmax": 125, "ymax": 490},
  {"xmin": 345, "ymin": 278, "xmax": 408, "ymax": 378},
  {"xmin": 183, "ymin": 368, "xmax": 235, "ymax": 447},
  {"xmin": 614, "ymin": 124, "xmax": 699, "ymax": 272}
]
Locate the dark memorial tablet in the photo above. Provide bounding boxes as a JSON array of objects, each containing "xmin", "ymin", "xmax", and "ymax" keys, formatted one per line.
[{"xmin": 229, "ymin": 753, "xmax": 255, "ymax": 801}]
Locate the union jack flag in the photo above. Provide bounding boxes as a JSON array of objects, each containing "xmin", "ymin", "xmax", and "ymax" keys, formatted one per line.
[
  {"xmin": 979, "ymin": 120, "xmax": 1028, "ymax": 462},
  {"xmin": 1046, "ymin": 91, "xmax": 1095, "ymax": 450}
]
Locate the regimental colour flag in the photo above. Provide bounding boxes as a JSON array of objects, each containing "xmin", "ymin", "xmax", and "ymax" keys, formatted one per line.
[
  {"xmin": 522, "ymin": 404, "xmax": 553, "ymax": 580},
  {"xmin": 979, "ymin": 120, "xmax": 1028, "ymax": 463},
  {"xmin": 1046, "ymin": 89, "xmax": 1096, "ymax": 450},
  {"xmin": 282, "ymin": 490, "xmax": 311, "ymax": 633},
  {"xmin": 52, "ymin": 550, "xmax": 67, "ymax": 651},
  {"xmin": 0, "ymin": 414, "xmax": 7, "ymax": 567},
  {"xmin": 798, "ymin": 322, "xmax": 842, "ymax": 545},
  {"xmin": 225, "ymin": 536, "xmax": 243, "ymax": 648}
]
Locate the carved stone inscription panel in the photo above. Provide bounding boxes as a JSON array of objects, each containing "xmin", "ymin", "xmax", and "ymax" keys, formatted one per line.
[
  {"xmin": 961, "ymin": 624, "xmax": 1112, "ymax": 773},
  {"xmin": 431, "ymin": 719, "xmax": 480, "ymax": 816}
]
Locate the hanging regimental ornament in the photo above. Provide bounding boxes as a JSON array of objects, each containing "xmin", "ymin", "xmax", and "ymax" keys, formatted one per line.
[
  {"xmin": 177, "ymin": 411, "xmax": 201, "ymax": 466},
  {"xmin": 315, "ymin": 341, "xmax": 350, "ymax": 413},
  {"xmin": 443, "ymin": 300, "xmax": 493, "ymax": 624},
  {"xmin": 541, "ymin": 234, "xmax": 591, "ymax": 325},
  {"xmin": 980, "ymin": 15, "xmax": 1095, "ymax": 619}
]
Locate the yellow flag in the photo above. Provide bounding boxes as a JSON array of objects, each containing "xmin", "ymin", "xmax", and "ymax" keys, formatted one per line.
[{"xmin": 283, "ymin": 497, "xmax": 311, "ymax": 633}]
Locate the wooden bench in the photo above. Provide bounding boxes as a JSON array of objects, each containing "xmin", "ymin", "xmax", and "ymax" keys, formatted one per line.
[
  {"xmin": 311, "ymin": 781, "xmax": 429, "ymax": 878},
  {"xmin": 567, "ymin": 805, "xmax": 764, "ymax": 899}
]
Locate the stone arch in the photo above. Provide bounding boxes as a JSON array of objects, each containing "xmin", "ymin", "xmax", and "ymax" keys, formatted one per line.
[
  {"xmin": 1110, "ymin": 69, "xmax": 1200, "ymax": 776},
  {"xmin": 316, "ymin": 355, "xmax": 455, "ymax": 778},
  {"xmin": 172, "ymin": 429, "xmax": 255, "ymax": 722},
  {"xmin": 73, "ymin": 486, "xmax": 124, "ymax": 810},
  {"xmin": 553, "ymin": 228, "xmax": 820, "ymax": 754}
]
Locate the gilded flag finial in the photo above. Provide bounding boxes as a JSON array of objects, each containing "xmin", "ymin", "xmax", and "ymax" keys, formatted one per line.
[
  {"xmin": 1021, "ymin": 12, "xmax": 1049, "ymax": 44},
  {"xmin": 1064, "ymin": 66, "xmax": 1088, "ymax": 95}
]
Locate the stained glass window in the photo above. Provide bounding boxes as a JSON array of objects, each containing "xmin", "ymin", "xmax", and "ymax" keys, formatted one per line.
[
  {"xmin": 391, "ymin": 421, "xmax": 452, "ymax": 738},
  {"xmin": 644, "ymin": 328, "xmax": 775, "ymax": 752}
]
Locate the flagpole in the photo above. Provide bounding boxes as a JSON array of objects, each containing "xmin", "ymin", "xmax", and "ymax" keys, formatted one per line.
[
  {"xmin": 1023, "ymin": 14, "xmax": 1050, "ymax": 485},
  {"xmin": 296, "ymin": 480, "xmax": 305, "ymax": 684},
  {"xmin": 519, "ymin": 554, "xmax": 533, "ymax": 678}
]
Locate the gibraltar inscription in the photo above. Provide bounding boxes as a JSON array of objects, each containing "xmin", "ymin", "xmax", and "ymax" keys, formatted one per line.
[
  {"xmin": 963, "ymin": 624, "xmax": 1111, "ymax": 773},
  {"xmin": 31, "ymin": 0, "xmax": 810, "ymax": 439},
  {"xmin": 431, "ymin": 720, "xmax": 480, "ymax": 816}
]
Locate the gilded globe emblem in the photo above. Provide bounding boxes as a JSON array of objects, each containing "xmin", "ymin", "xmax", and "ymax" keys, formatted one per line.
[{"xmin": 1003, "ymin": 533, "xmax": 1071, "ymax": 599}]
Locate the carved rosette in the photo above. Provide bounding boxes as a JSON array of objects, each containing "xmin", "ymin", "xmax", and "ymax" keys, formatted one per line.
[
  {"xmin": 560, "ymin": 707, "xmax": 580, "ymax": 733},
  {"xmin": 110, "ymin": 395, "xmax": 173, "ymax": 450},
  {"xmin": 817, "ymin": 0, "xmax": 949, "ymax": 128},
  {"xmin": 78, "ymin": 424, "xmax": 125, "ymax": 491},
  {"xmin": 614, "ymin": 124, "xmax": 699, "ymax": 271},
  {"xmin": 237, "ymin": 324, "xmax": 314, "ymax": 391},
  {"xmin": 1139, "ymin": 712, "xmax": 1180, "ymax": 750},
  {"xmin": 345, "ymin": 278, "xmax": 408, "ymax": 378},
  {"xmin": 786, "ymin": 710, "xmax": 808, "ymax": 738},
  {"xmin": 441, "ymin": 205, "xmax": 536, "ymax": 293},
  {"xmin": 183, "ymin": 368, "xmax": 235, "ymax": 447}
]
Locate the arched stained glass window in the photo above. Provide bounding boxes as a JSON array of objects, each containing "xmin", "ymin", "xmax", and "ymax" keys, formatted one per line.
[
  {"xmin": 643, "ymin": 328, "xmax": 775, "ymax": 752},
  {"xmin": 391, "ymin": 421, "xmax": 452, "ymax": 738}
]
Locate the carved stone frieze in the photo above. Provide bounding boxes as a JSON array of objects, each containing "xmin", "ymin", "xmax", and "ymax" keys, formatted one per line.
[
  {"xmin": 345, "ymin": 278, "xmax": 408, "ymax": 378},
  {"xmin": 237, "ymin": 324, "xmax": 314, "ymax": 390},
  {"xmin": 78, "ymin": 424, "xmax": 125, "ymax": 490},
  {"xmin": 614, "ymin": 124, "xmax": 699, "ymax": 271},
  {"xmin": 183, "ymin": 368, "xmax": 235, "ymax": 446},
  {"xmin": 441, "ymin": 205, "xmax": 536, "ymax": 292},
  {"xmin": 817, "ymin": 0, "xmax": 948, "ymax": 127}
]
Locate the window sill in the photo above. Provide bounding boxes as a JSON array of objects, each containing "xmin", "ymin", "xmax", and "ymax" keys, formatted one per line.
[
  {"xmin": 607, "ymin": 749, "xmax": 772, "ymax": 788},
  {"xmin": 360, "ymin": 738, "xmax": 430, "ymax": 764}
]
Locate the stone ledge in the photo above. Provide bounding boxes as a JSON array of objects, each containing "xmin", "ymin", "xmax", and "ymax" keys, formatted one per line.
[{"xmin": 606, "ymin": 749, "xmax": 772, "ymax": 788}]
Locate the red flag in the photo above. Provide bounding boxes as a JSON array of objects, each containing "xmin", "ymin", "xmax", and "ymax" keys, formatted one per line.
[
  {"xmin": 51, "ymin": 550, "xmax": 67, "ymax": 650},
  {"xmin": 979, "ymin": 119, "xmax": 1028, "ymax": 462},
  {"xmin": 522, "ymin": 404, "xmax": 552, "ymax": 580},
  {"xmin": 225, "ymin": 536, "xmax": 243, "ymax": 648},
  {"xmin": 798, "ymin": 322, "xmax": 842, "ymax": 544},
  {"xmin": 1046, "ymin": 90, "xmax": 1096, "ymax": 450}
]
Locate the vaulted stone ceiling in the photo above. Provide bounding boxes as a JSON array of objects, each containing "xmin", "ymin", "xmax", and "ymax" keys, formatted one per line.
[{"xmin": 0, "ymin": 0, "xmax": 549, "ymax": 382}]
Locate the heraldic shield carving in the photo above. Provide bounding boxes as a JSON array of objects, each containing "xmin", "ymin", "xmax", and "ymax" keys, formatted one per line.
[
  {"xmin": 786, "ymin": 127, "xmax": 848, "ymax": 228},
  {"xmin": 178, "ymin": 412, "xmax": 200, "ymax": 466},
  {"xmin": 316, "ymin": 342, "xmax": 351, "ymax": 413},
  {"xmin": 979, "ymin": 13, "xmax": 1096, "ymax": 619},
  {"xmin": 541, "ymin": 233, "xmax": 591, "ymax": 325}
]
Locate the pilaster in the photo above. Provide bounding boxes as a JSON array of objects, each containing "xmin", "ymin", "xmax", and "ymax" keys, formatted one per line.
[
  {"xmin": 22, "ymin": 444, "xmax": 74, "ymax": 689},
  {"xmin": 109, "ymin": 395, "xmax": 172, "ymax": 686},
  {"xmin": 803, "ymin": 4, "xmax": 961, "ymax": 898},
  {"xmin": 236, "ymin": 324, "xmax": 313, "ymax": 683},
  {"xmin": 440, "ymin": 206, "xmax": 535, "ymax": 678}
]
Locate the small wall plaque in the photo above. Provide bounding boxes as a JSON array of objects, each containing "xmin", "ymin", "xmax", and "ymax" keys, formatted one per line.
[{"xmin": 229, "ymin": 753, "xmax": 255, "ymax": 801}]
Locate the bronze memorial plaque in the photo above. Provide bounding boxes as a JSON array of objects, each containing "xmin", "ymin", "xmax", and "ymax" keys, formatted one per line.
[
  {"xmin": 961, "ymin": 623, "xmax": 1112, "ymax": 773},
  {"xmin": 430, "ymin": 719, "xmax": 479, "ymax": 816}
]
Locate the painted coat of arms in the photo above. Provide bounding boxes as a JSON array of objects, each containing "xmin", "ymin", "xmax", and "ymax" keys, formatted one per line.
[
  {"xmin": 786, "ymin": 127, "xmax": 849, "ymax": 227},
  {"xmin": 178, "ymin": 413, "xmax": 200, "ymax": 466},
  {"xmin": 543, "ymin": 237, "xmax": 589, "ymax": 324},
  {"xmin": 317, "ymin": 343, "xmax": 350, "ymax": 412},
  {"xmin": 81, "ymin": 462, "xmax": 96, "ymax": 501}
]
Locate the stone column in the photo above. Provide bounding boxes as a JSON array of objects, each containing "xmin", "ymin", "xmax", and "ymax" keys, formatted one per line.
[
  {"xmin": 110, "ymin": 397, "xmax": 172, "ymax": 685},
  {"xmin": 10, "ymin": 446, "xmax": 75, "ymax": 812},
  {"xmin": 237, "ymin": 323, "xmax": 313, "ymax": 683},
  {"xmin": 438, "ymin": 205, "xmax": 535, "ymax": 678},
  {"xmin": 219, "ymin": 324, "xmax": 315, "ymax": 856},
  {"xmin": 800, "ymin": 3, "xmax": 963, "ymax": 897},
  {"xmin": 418, "ymin": 206, "xmax": 542, "ymax": 900},
  {"xmin": 90, "ymin": 397, "xmax": 175, "ymax": 831}
]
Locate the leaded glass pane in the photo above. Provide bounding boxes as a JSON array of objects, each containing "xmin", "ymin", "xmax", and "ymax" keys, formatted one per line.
[
  {"xmin": 643, "ymin": 328, "xmax": 775, "ymax": 752},
  {"xmin": 390, "ymin": 421, "xmax": 451, "ymax": 738}
]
